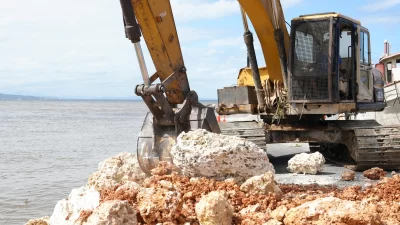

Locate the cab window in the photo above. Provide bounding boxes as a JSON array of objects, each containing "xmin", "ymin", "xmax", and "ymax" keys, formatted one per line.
[{"xmin": 360, "ymin": 31, "xmax": 370, "ymax": 65}]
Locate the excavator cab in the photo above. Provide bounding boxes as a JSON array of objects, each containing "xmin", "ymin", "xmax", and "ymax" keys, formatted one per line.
[{"xmin": 289, "ymin": 13, "xmax": 385, "ymax": 111}]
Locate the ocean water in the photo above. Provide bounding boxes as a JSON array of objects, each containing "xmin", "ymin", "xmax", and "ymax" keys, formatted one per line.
[
  {"xmin": 0, "ymin": 100, "xmax": 150, "ymax": 224},
  {"xmin": 0, "ymin": 99, "xmax": 218, "ymax": 224}
]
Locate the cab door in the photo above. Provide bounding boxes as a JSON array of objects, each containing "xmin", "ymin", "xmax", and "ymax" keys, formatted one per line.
[{"xmin": 357, "ymin": 29, "xmax": 373, "ymax": 102}]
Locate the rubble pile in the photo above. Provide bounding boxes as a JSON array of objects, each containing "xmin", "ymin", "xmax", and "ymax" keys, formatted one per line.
[{"xmin": 25, "ymin": 130, "xmax": 400, "ymax": 225}]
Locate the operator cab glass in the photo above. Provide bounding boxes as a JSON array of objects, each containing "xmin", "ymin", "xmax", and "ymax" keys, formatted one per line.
[
  {"xmin": 336, "ymin": 21, "xmax": 356, "ymax": 101},
  {"xmin": 290, "ymin": 19, "xmax": 332, "ymax": 102},
  {"xmin": 290, "ymin": 14, "xmax": 365, "ymax": 103}
]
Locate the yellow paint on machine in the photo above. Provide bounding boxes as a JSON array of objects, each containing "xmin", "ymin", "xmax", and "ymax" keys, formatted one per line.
[
  {"xmin": 132, "ymin": 0, "xmax": 188, "ymax": 104},
  {"xmin": 293, "ymin": 13, "xmax": 361, "ymax": 25},
  {"xmin": 237, "ymin": 0, "xmax": 290, "ymax": 83},
  {"xmin": 237, "ymin": 67, "xmax": 270, "ymax": 87},
  {"xmin": 132, "ymin": 0, "xmax": 292, "ymax": 100}
]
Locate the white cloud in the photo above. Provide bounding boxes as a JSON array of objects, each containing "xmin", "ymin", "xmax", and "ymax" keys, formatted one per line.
[
  {"xmin": 170, "ymin": 0, "xmax": 239, "ymax": 22},
  {"xmin": 177, "ymin": 27, "xmax": 226, "ymax": 43},
  {"xmin": 209, "ymin": 36, "xmax": 242, "ymax": 47},
  {"xmin": 361, "ymin": 15, "xmax": 400, "ymax": 24},
  {"xmin": 170, "ymin": 0, "xmax": 302, "ymax": 23},
  {"xmin": 0, "ymin": 0, "xmax": 283, "ymax": 99},
  {"xmin": 281, "ymin": 0, "xmax": 304, "ymax": 8},
  {"xmin": 361, "ymin": 0, "xmax": 400, "ymax": 11},
  {"xmin": 205, "ymin": 48, "xmax": 218, "ymax": 56}
]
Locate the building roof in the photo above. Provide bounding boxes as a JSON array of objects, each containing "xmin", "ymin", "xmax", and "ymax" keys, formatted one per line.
[{"xmin": 380, "ymin": 52, "xmax": 400, "ymax": 63}]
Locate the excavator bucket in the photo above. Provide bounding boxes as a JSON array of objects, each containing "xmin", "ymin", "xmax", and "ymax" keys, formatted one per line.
[{"xmin": 136, "ymin": 104, "xmax": 221, "ymax": 175}]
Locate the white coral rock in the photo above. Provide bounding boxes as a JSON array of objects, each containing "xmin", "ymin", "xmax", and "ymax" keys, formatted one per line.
[
  {"xmin": 84, "ymin": 200, "xmax": 137, "ymax": 225},
  {"xmin": 87, "ymin": 152, "xmax": 146, "ymax": 191},
  {"xmin": 195, "ymin": 191, "xmax": 233, "ymax": 225},
  {"xmin": 49, "ymin": 186, "xmax": 100, "ymax": 225},
  {"xmin": 287, "ymin": 151, "xmax": 325, "ymax": 175},
  {"xmin": 284, "ymin": 197, "xmax": 381, "ymax": 225},
  {"xmin": 171, "ymin": 129, "xmax": 274, "ymax": 180},
  {"xmin": 25, "ymin": 216, "xmax": 50, "ymax": 225},
  {"xmin": 137, "ymin": 187, "xmax": 182, "ymax": 224},
  {"xmin": 240, "ymin": 172, "xmax": 282, "ymax": 198}
]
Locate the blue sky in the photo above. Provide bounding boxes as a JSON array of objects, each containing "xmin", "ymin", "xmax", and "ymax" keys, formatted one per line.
[{"xmin": 1, "ymin": 0, "xmax": 399, "ymax": 99}]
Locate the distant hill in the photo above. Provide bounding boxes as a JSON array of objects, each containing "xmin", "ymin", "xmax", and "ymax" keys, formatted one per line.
[
  {"xmin": 0, "ymin": 93, "xmax": 45, "ymax": 100},
  {"xmin": 0, "ymin": 93, "xmax": 217, "ymax": 101}
]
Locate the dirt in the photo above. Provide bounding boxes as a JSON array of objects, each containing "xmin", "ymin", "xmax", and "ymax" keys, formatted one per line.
[
  {"xmin": 341, "ymin": 171, "xmax": 355, "ymax": 181},
  {"xmin": 363, "ymin": 167, "xmax": 387, "ymax": 180},
  {"xmin": 100, "ymin": 184, "xmax": 138, "ymax": 206},
  {"xmin": 78, "ymin": 210, "xmax": 93, "ymax": 223},
  {"xmin": 98, "ymin": 163, "xmax": 400, "ymax": 225}
]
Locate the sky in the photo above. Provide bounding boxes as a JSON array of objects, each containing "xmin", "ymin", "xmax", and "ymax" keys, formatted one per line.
[{"xmin": 1, "ymin": 0, "xmax": 399, "ymax": 99}]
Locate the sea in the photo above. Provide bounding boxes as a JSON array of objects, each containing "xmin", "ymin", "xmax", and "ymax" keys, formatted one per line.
[{"xmin": 0, "ymin": 100, "xmax": 214, "ymax": 225}]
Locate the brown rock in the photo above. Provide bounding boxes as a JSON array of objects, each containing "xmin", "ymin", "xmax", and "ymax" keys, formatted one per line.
[
  {"xmin": 137, "ymin": 187, "xmax": 183, "ymax": 224},
  {"xmin": 159, "ymin": 222, "xmax": 178, "ymax": 225},
  {"xmin": 363, "ymin": 167, "xmax": 386, "ymax": 180},
  {"xmin": 195, "ymin": 191, "xmax": 233, "ymax": 225},
  {"xmin": 239, "ymin": 204, "xmax": 261, "ymax": 215},
  {"xmin": 84, "ymin": 200, "xmax": 137, "ymax": 225},
  {"xmin": 270, "ymin": 205, "xmax": 287, "ymax": 221},
  {"xmin": 240, "ymin": 172, "xmax": 283, "ymax": 199},
  {"xmin": 263, "ymin": 219, "xmax": 283, "ymax": 225},
  {"xmin": 239, "ymin": 212, "xmax": 271, "ymax": 225},
  {"xmin": 341, "ymin": 170, "xmax": 355, "ymax": 181},
  {"xmin": 382, "ymin": 218, "xmax": 400, "ymax": 225},
  {"xmin": 25, "ymin": 216, "xmax": 49, "ymax": 225},
  {"xmin": 151, "ymin": 161, "xmax": 181, "ymax": 176},
  {"xmin": 87, "ymin": 152, "xmax": 146, "ymax": 191},
  {"xmin": 100, "ymin": 181, "xmax": 140, "ymax": 206},
  {"xmin": 283, "ymin": 197, "xmax": 381, "ymax": 225}
]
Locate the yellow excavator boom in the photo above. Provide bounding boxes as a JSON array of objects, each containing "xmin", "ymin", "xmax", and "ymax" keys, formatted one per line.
[
  {"xmin": 130, "ymin": 0, "xmax": 291, "ymax": 95},
  {"xmin": 238, "ymin": 0, "xmax": 290, "ymax": 83},
  {"xmin": 131, "ymin": 0, "xmax": 190, "ymax": 104}
]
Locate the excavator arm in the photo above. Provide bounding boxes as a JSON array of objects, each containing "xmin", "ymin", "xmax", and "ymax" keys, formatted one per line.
[
  {"xmin": 119, "ymin": 0, "xmax": 222, "ymax": 174},
  {"xmin": 238, "ymin": 0, "xmax": 290, "ymax": 83},
  {"xmin": 131, "ymin": 0, "xmax": 190, "ymax": 104},
  {"xmin": 118, "ymin": 0, "xmax": 291, "ymax": 174}
]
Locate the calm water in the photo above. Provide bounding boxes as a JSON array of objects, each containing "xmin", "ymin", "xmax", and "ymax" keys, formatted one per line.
[
  {"xmin": 0, "ymin": 100, "xmax": 148, "ymax": 224},
  {"xmin": 0, "ymin": 99, "xmax": 217, "ymax": 224}
]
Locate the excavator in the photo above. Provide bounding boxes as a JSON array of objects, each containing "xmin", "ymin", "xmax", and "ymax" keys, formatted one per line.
[{"xmin": 118, "ymin": 0, "xmax": 400, "ymax": 175}]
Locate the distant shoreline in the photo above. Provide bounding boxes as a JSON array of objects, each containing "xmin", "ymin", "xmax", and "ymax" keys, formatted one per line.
[
  {"xmin": 0, "ymin": 93, "xmax": 217, "ymax": 102},
  {"xmin": 0, "ymin": 99, "xmax": 218, "ymax": 102}
]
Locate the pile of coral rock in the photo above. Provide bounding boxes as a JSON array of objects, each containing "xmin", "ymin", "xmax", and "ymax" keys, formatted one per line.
[{"xmin": 26, "ymin": 129, "xmax": 400, "ymax": 225}]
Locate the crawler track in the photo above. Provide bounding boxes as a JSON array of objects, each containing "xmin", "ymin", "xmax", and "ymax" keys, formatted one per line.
[
  {"xmin": 219, "ymin": 121, "xmax": 267, "ymax": 151},
  {"xmin": 351, "ymin": 126, "xmax": 400, "ymax": 169},
  {"xmin": 219, "ymin": 119, "xmax": 400, "ymax": 170}
]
